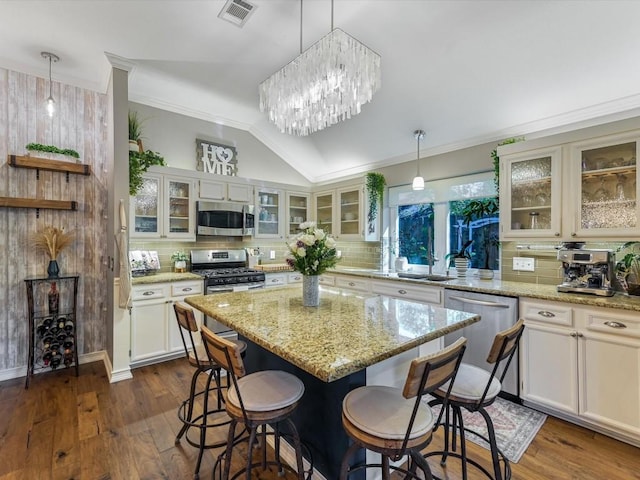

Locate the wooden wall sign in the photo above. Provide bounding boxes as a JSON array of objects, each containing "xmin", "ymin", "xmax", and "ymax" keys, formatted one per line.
[{"xmin": 196, "ymin": 139, "xmax": 237, "ymax": 177}]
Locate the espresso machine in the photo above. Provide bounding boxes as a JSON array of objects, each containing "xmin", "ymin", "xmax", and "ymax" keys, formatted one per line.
[{"xmin": 557, "ymin": 248, "xmax": 615, "ymax": 297}]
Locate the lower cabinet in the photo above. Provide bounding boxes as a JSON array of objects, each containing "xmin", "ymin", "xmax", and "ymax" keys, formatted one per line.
[
  {"xmin": 520, "ymin": 298, "xmax": 640, "ymax": 446},
  {"xmin": 130, "ymin": 280, "xmax": 203, "ymax": 367},
  {"xmin": 371, "ymin": 279, "xmax": 442, "ymax": 305}
]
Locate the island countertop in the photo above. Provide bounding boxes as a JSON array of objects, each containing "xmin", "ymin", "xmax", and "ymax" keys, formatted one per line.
[{"xmin": 185, "ymin": 285, "xmax": 479, "ymax": 382}]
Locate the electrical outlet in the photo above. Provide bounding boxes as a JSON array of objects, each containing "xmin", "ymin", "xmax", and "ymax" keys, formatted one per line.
[
  {"xmin": 513, "ymin": 257, "xmax": 535, "ymax": 271},
  {"xmin": 269, "ymin": 250, "xmax": 276, "ymax": 259}
]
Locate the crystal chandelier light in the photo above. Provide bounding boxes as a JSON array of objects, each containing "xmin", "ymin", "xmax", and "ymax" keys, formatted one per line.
[
  {"xmin": 259, "ymin": 0, "xmax": 381, "ymax": 136},
  {"xmin": 412, "ymin": 130, "xmax": 425, "ymax": 191}
]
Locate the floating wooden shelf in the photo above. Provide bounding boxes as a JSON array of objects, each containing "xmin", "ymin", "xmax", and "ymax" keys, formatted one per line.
[
  {"xmin": 0, "ymin": 197, "xmax": 77, "ymax": 212},
  {"xmin": 8, "ymin": 154, "xmax": 91, "ymax": 176}
]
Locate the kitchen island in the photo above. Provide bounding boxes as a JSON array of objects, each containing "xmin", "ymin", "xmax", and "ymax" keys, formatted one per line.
[{"xmin": 185, "ymin": 284, "xmax": 480, "ymax": 479}]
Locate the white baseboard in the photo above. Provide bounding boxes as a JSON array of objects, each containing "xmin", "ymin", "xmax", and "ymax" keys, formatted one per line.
[{"xmin": 0, "ymin": 350, "xmax": 119, "ymax": 383}]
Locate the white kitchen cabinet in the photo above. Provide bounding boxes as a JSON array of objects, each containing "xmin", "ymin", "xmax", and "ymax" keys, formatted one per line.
[
  {"xmin": 199, "ymin": 179, "xmax": 253, "ymax": 202},
  {"xmin": 131, "ymin": 173, "xmax": 195, "ymax": 240},
  {"xmin": 499, "ymin": 130, "xmax": 640, "ymax": 240},
  {"xmin": 500, "ymin": 147, "xmax": 562, "ymax": 239},
  {"xmin": 520, "ymin": 297, "xmax": 640, "ymax": 445},
  {"xmin": 335, "ymin": 275, "xmax": 370, "ymax": 293},
  {"xmin": 264, "ymin": 272, "xmax": 287, "ymax": 288},
  {"xmin": 131, "ymin": 280, "xmax": 203, "ymax": 367},
  {"xmin": 336, "ymin": 186, "xmax": 364, "ymax": 240},
  {"xmin": 287, "ymin": 272, "xmax": 304, "ymax": 284},
  {"xmin": 318, "ymin": 274, "xmax": 336, "ymax": 286},
  {"xmin": 255, "ymin": 187, "xmax": 285, "ymax": 239},
  {"xmin": 286, "ymin": 191, "xmax": 310, "ymax": 237},
  {"xmin": 567, "ymin": 132, "xmax": 640, "ymax": 238},
  {"xmin": 371, "ymin": 279, "xmax": 442, "ymax": 305},
  {"xmin": 313, "ymin": 190, "xmax": 335, "ymax": 235}
]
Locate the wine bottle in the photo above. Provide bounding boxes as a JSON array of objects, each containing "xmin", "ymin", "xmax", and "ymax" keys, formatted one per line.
[
  {"xmin": 36, "ymin": 322, "xmax": 49, "ymax": 337},
  {"xmin": 48, "ymin": 282, "xmax": 59, "ymax": 315},
  {"xmin": 50, "ymin": 351, "xmax": 62, "ymax": 369},
  {"xmin": 64, "ymin": 319, "xmax": 74, "ymax": 333},
  {"xmin": 57, "ymin": 317, "xmax": 66, "ymax": 330},
  {"xmin": 42, "ymin": 334, "xmax": 53, "ymax": 349},
  {"xmin": 56, "ymin": 331, "xmax": 67, "ymax": 342},
  {"xmin": 63, "ymin": 336, "xmax": 74, "ymax": 349},
  {"xmin": 42, "ymin": 349, "xmax": 53, "ymax": 365}
]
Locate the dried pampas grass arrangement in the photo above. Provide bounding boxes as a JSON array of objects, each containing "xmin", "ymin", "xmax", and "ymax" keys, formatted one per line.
[{"xmin": 33, "ymin": 226, "xmax": 75, "ymax": 259}]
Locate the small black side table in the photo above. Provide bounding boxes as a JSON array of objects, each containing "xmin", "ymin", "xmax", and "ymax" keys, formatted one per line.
[{"xmin": 24, "ymin": 274, "xmax": 79, "ymax": 388}]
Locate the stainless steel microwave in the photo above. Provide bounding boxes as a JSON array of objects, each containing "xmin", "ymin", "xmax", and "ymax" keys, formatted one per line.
[{"xmin": 196, "ymin": 201, "xmax": 254, "ymax": 236}]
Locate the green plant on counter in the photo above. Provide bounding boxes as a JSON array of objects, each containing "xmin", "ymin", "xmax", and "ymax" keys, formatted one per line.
[
  {"xmin": 25, "ymin": 143, "xmax": 80, "ymax": 159},
  {"xmin": 170, "ymin": 250, "xmax": 188, "ymax": 262},
  {"xmin": 365, "ymin": 172, "xmax": 386, "ymax": 232},
  {"xmin": 445, "ymin": 239, "xmax": 474, "ymax": 265},
  {"xmin": 460, "ymin": 197, "xmax": 499, "ymax": 270},
  {"xmin": 615, "ymin": 242, "xmax": 640, "ymax": 294},
  {"xmin": 129, "ymin": 149, "xmax": 166, "ymax": 196}
]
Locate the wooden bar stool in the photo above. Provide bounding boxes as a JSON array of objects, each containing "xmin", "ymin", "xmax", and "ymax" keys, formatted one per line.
[
  {"xmin": 339, "ymin": 337, "xmax": 467, "ymax": 480},
  {"xmin": 200, "ymin": 325, "xmax": 311, "ymax": 480},
  {"xmin": 173, "ymin": 302, "xmax": 246, "ymax": 480},
  {"xmin": 425, "ymin": 319, "xmax": 525, "ymax": 480}
]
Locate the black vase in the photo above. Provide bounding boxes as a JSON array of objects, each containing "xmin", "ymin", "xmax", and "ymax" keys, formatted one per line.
[{"xmin": 47, "ymin": 260, "xmax": 60, "ymax": 278}]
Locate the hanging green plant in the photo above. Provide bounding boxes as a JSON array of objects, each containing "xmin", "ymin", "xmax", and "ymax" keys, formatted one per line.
[
  {"xmin": 129, "ymin": 149, "xmax": 166, "ymax": 196},
  {"xmin": 366, "ymin": 172, "xmax": 386, "ymax": 229},
  {"xmin": 490, "ymin": 137, "xmax": 524, "ymax": 196}
]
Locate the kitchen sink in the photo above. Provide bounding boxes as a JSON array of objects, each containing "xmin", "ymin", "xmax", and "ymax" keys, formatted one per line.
[{"xmin": 397, "ymin": 272, "xmax": 451, "ymax": 281}]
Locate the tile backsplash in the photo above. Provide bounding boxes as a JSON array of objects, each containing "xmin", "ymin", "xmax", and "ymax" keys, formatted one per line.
[
  {"xmin": 130, "ymin": 238, "xmax": 381, "ymax": 272},
  {"xmin": 501, "ymin": 240, "xmax": 632, "ymax": 286}
]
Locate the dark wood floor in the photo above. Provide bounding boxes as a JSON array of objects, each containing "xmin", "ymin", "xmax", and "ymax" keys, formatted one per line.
[{"xmin": 0, "ymin": 359, "xmax": 639, "ymax": 480}]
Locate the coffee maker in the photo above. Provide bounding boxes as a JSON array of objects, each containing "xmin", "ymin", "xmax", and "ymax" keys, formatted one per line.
[{"xmin": 557, "ymin": 247, "xmax": 614, "ymax": 297}]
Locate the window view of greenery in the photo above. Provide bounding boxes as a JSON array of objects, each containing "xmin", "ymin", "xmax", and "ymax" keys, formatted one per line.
[
  {"xmin": 398, "ymin": 203, "xmax": 434, "ymax": 265},
  {"xmin": 396, "ymin": 197, "xmax": 500, "ymax": 270},
  {"xmin": 449, "ymin": 198, "xmax": 499, "ymax": 270}
]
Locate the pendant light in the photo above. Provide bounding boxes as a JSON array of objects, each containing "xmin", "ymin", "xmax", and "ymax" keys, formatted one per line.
[
  {"xmin": 41, "ymin": 51, "xmax": 59, "ymax": 117},
  {"xmin": 412, "ymin": 129, "xmax": 425, "ymax": 191}
]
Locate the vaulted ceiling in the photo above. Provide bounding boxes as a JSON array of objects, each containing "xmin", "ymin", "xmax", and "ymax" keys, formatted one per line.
[{"xmin": 2, "ymin": 1, "xmax": 640, "ymax": 183}]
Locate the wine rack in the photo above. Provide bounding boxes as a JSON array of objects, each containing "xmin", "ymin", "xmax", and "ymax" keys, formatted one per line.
[{"xmin": 24, "ymin": 275, "xmax": 79, "ymax": 388}]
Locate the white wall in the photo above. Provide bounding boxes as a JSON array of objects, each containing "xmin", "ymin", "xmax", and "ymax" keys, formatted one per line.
[{"xmin": 130, "ymin": 102, "xmax": 312, "ymax": 187}]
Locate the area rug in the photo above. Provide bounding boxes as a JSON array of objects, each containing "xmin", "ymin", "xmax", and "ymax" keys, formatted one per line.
[{"xmin": 431, "ymin": 397, "xmax": 547, "ymax": 463}]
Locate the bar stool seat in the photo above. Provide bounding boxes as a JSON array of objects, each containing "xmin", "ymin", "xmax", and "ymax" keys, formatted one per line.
[
  {"xmin": 425, "ymin": 318, "xmax": 525, "ymax": 480},
  {"xmin": 201, "ymin": 326, "xmax": 312, "ymax": 480},
  {"xmin": 172, "ymin": 302, "xmax": 246, "ymax": 480},
  {"xmin": 339, "ymin": 338, "xmax": 468, "ymax": 480}
]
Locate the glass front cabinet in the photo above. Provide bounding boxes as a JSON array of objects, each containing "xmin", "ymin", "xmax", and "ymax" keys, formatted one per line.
[
  {"xmin": 500, "ymin": 147, "xmax": 562, "ymax": 239},
  {"xmin": 568, "ymin": 133, "xmax": 639, "ymax": 238},
  {"xmin": 131, "ymin": 174, "xmax": 195, "ymax": 240},
  {"xmin": 286, "ymin": 192, "xmax": 310, "ymax": 237},
  {"xmin": 314, "ymin": 190, "xmax": 335, "ymax": 235},
  {"xmin": 255, "ymin": 187, "xmax": 284, "ymax": 238},
  {"xmin": 337, "ymin": 186, "xmax": 363, "ymax": 239}
]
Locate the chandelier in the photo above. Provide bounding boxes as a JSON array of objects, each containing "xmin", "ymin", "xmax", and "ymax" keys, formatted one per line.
[{"xmin": 259, "ymin": 0, "xmax": 381, "ymax": 136}]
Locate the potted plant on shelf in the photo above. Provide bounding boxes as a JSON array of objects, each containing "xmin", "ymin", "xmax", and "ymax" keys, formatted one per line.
[
  {"xmin": 25, "ymin": 142, "xmax": 80, "ymax": 161},
  {"xmin": 445, "ymin": 240, "xmax": 474, "ymax": 277},
  {"xmin": 365, "ymin": 172, "xmax": 386, "ymax": 235},
  {"xmin": 128, "ymin": 111, "xmax": 166, "ymax": 196},
  {"xmin": 615, "ymin": 242, "xmax": 640, "ymax": 296},
  {"xmin": 171, "ymin": 251, "xmax": 189, "ymax": 273}
]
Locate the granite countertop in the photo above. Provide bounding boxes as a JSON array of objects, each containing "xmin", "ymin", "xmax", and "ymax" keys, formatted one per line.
[
  {"xmin": 185, "ymin": 285, "xmax": 479, "ymax": 382},
  {"xmin": 329, "ymin": 268, "xmax": 640, "ymax": 312},
  {"xmin": 131, "ymin": 272, "xmax": 202, "ymax": 285}
]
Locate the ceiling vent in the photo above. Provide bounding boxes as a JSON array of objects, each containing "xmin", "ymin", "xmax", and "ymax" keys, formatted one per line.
[{"xmin": 218, "ymin": 0, "xmax": 257, "ymax": 27}]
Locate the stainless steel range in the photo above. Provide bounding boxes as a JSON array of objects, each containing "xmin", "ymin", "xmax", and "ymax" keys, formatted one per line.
[{"xmin": 190, "ymin": 249, "xmax": 265, "ymax": 336}]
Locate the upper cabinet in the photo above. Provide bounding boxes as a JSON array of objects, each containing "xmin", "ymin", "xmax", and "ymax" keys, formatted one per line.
[
  {"xmin": 312, "ymin": 185, "xmax": 365, "ymax": 240},
  {"xmin": 131, "ymin": 173, "xmax": 195, "ymax": 240},
  {"xmin": 255, "ymin": 187, "xmax": 285, "ymax": 239},
  {"xmin": 568, "ymin": 133, "xmax": 639, "ymax": 238},
  {"xmin": 500, "ymin": 130, "xmax": 640, "ymax": 240},
  {"xmin": 199, "ymin": 179, "xmax": 253, "ymax": 203},
  {"xmin": 500, "ymin": 147, "xmax": 562, "ymax": 239},
  {"xmin": 286, "ymin": 192, "xmax": 310, "ymax": 237}
]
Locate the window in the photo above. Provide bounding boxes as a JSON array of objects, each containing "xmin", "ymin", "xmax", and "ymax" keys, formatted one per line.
[
  {"xmin": 449, "ymin": 198, "xmax": 500, "ymax": 270},
  {"xmin": 388, "ymin": 171, "xmax": 498, "ymax": 273}
]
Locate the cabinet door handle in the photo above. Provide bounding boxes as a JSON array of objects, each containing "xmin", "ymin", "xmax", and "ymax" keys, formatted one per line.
[
  {"xmin": 537, "ymin": 310, "xmax": 555, "ymax": 318},
  {"xmin": 570, "ymin": 332, "xmax": 578, "ymax": 337},
  {"xmin": 577, "ymin": 332, "xmax": 584, "ymax": 337},
  {"xmin": 604, "ymin": 321, "xmax": 627, "ymax": 329},
  {"xmin": 398, "ymin": 289, "xmax": 407, "ymax": 295},
  {"xmin": 143, "ymin": 291, "xmax": 155, "ymax": 296},
  {"xmin": 348, "ymin": 282, "xmax": 356, "ymax": 287},
  {"xmin": 448, "ymin": 295, "xmax": 510, "ymax": 308},
  {"xmin": 182, "ymin": 287, "xmax": 193, "ymax": 292},
  {"xmin": 554, "ymin": 232, "xmax": 560, "ymax": 237}
]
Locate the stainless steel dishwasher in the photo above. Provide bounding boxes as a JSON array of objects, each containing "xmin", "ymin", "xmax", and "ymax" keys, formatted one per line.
[{"xmin": 443, "ymin": 289, "xmax": 520, "ymax": 399}]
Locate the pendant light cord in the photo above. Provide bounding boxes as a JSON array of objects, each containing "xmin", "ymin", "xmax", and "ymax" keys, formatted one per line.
[
  {"xmin": 300, "ymin": 0, "xmax": 303, "ymax": 54},
  {"xmin": 48, "ymin": 55, "xmax": 53, "ymax": 99},
  {"xmin": 331, "ymin": 0, "xmax": 334, "ymax": 31},
  {"xmin": 416, "ymin": 132, "xmax": 421, "ymax": 176}
]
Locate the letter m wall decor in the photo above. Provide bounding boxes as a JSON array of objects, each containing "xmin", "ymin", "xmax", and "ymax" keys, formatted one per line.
[{"xmin": 196, "ymin": 138, "xmax": 238, "ymax": 177}]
